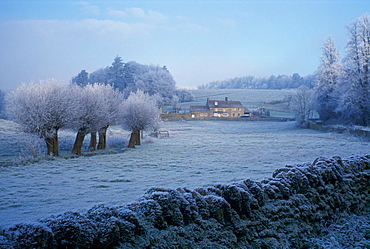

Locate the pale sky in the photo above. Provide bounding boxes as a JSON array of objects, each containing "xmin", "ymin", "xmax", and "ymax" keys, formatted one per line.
[{"xmin": 0, "ymin": 0, "xmax": 369, "ymax": 89}]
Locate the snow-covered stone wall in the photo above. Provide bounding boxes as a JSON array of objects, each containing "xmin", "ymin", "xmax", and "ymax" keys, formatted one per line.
[{"xmin": 1, "ymin": 155, "xmax": 369, "ymax": 248}]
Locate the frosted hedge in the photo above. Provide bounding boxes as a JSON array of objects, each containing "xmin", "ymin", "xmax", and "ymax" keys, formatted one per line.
[{"xmin": 0, "ymin": 155, "xmax": 369, "ymax": 248}]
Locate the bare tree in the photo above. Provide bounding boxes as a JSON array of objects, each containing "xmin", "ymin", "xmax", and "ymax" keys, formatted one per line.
[
  {"xmin": 120, "ymin": 90, "xmax": 160, "ymax": 148},
  {"xmin": 291, "ymin": 86, "xmax": 314, "ymax": 127},
  {"xmin": 6, "ymin": 81, "xmax": 75, "ymax": 156}
]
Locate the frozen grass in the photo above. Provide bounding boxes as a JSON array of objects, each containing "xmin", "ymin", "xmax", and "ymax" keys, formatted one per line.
[
  {"xmin": 309, "ymin": 213, "xmax": 370, "ymax": 248},
  {"xmin": 0, "ymin": 119, "xmax": 369, "ymax": 227},
  {"xmin": 189, "ymin": 88, "xmax": 295, "ymax": 106}
]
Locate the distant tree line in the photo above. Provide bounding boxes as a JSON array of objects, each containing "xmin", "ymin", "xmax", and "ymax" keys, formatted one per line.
[
  {"xmin": 6, "ymin": 81, "xmax": 160, "ymax": 156},
  {"xmin": 199, "ymin": 73, "xmax": 315, "ymax": 90},
  {"xmin": 72, "ymin": 56, "xmax": 194, "ymax": 103},
  {"xmin": 292, "ymin": 14, "xmax": 370, "ymax": 127}
]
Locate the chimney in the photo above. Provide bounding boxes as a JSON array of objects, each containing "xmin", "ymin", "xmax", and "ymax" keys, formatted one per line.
[{"xmin": 225, "ymin": 97, "xmax": 228, "ymax": 102}]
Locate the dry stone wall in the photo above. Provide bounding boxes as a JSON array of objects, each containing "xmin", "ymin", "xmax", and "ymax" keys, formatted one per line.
[{"xmin": 1, "ymin": 155, "xmax": 369, "ymax": 248}]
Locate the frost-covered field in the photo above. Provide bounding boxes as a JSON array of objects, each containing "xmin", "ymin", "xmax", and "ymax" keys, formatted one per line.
[
  {"xmin": 0, "ymin": 119, "xmax": 369, "ymax": 227},
  {"xmin": 189, "ymin": 88, "xmax": 295, "ymax": 105}
]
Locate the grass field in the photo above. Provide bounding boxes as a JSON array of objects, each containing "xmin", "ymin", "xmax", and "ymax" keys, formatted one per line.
[{"xmin": 0, "ymin": 117, "xmax": 368, "ymax": 227}]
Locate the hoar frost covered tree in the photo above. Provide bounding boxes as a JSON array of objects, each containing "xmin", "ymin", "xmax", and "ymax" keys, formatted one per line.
[
  {"xmin": 89, "ymin": 67, "xmax": 110, "ymax": 86},
  {"xmin": 108, "ymin": 56, "xmax": 126, "ymax": 91},
  {"xmin": 200, "ymin": 73, "xmax": 314, "ymax": 90},
  {"xmin": 291, "ymin": 86, "xmax": 314, "ymax": 127},
  {"xmin": 313, "ymin": 36, "xmax": 343, "ymax": 122},
  {"xmin": 120, "ymin": 90, "xmax": 160, "ymax": 148},
  {"xmin": 6, "ymin": 81, "xmax": 76, "ymax": 156},
  {"xmin": 94, "ymin": 84, "xmax": 124, "ymax": 150},
  {"xmin": 71, "ymin": 57, "xmax": 193, "ymax": 103},
  {"xmin": 338, "ymin": 14, "xmax": 370, "ymax": 126},
  {"xmin": 71, "ymin": 70, "xmax": 89, "ymax": 87},
  {"xmin": 134, "ymin": 64, "xmax": 176, "ymax": 101},
  {"xmin": 311, "ymin": 13, "xmax": 370, "ymax": 127},
  {"xmin": 69, "ymin": 83, "xmax": 123, "ymax": 155},
  {"xmin": 69, "ymin": 84, "xmax": 107, "ymax": 155},
  {"xmin": 6, "ymin": 80, "xmax": 163, "ymax": 156}
]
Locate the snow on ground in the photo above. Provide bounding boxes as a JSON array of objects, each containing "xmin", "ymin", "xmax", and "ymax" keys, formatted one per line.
[{"xmin": 0, "ymin": 120, "xmax": 369, "ymax": 227}]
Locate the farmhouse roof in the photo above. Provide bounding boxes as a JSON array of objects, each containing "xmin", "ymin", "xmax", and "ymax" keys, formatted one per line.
[
  {"xmin": 207, "ymin": 98, "xmax": 243, "ymax": 109},
  {"xmin": 190, "ymin": 105, "xmax": 210, "ymax": 112}
]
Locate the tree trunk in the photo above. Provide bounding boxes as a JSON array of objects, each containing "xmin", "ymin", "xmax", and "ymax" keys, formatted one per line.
[
  {"xmin": 128, "ymin": 131, "xmax": 139, "ymax": 148},
  {"xmin": 45, "ymin": 134, "xmax": 59, "ymax": 157},
  {"xmin": 97, "ymin": 125, "xmax": 109, "ymax": 150},
  {"xmin": 45, "ymin": 138, "xmax": 53, "ymax": 156},
  {"xmin": 89, "ymin": 132, "xmax": 97, "ymax": 151},
  {"xmin": 52, "ymin": 135, "xmax": 59, "ymax": 156},
  {"xmin": 136, "ymin": 130, "xmax": 141, "ymax": 145},
  {"xmin": 72, "ymin": 131, "xmax": 86, "ymax": 155}
]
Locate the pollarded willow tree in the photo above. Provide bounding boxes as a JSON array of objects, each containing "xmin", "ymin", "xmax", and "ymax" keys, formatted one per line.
[
  {"xmin": 69, "ymin": 83, "xmax": 123, "ymax": 155},
  {"xmin": 120, "ymin": 90, "xmax": 161, "ymax": 148},
  {"xmin": 6, "ymin": 80, "xmax": 76, "ymax": 156},
  {"xmin": 313, "ymin": 36, "xmax": 343, "ymax": 122},
  {"xmin": 69, "ymin": 84, "xmax": 106, "ymax": 155},
  {"xmin": 93, "ymin": 84, "xmax": 124, "ymax": 151}
]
